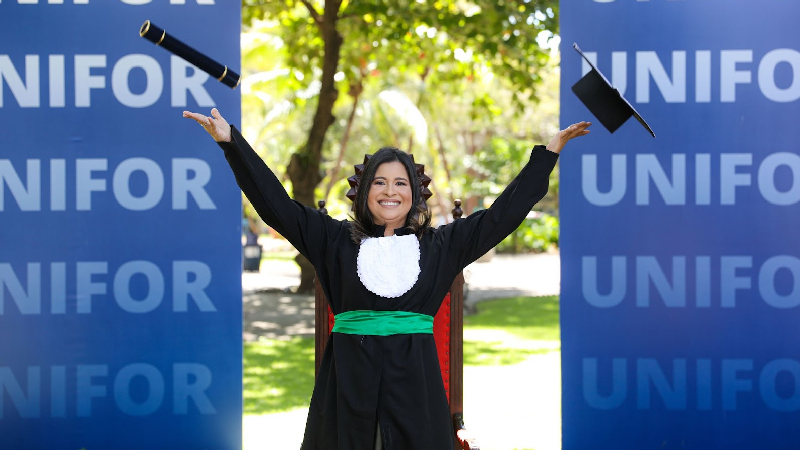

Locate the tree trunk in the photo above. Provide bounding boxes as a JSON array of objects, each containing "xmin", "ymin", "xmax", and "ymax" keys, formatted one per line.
[
  {"xmin": 324, "ymin": 75, "xmax": 364, "ymax": 202},
  {"xmin": 462, "ymin": 131, "xmax": 482, "ymax": 216},
  {"xmin": 434, "ymin": 126, "xmax": 453, "ymax": 186},
  {"xmin": 287, "ymin": 0, "xmax": 344, "ymax": 293},
  {"xmin": 432, "ymin": 126, "xmax": 455, "ymax": 224}
]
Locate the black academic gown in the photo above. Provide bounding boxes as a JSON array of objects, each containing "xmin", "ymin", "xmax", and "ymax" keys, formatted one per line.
[{"xmin": 218, "ymin": 126, "xmax": 559, "ymax": 450}]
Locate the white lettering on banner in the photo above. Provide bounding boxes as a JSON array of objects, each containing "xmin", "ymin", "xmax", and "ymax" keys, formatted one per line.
[
  {"xmin": 760, "ymin": 49, "xmax": 800, "ymax": 102},
  {"xmin": 113, "ymin": 158, "xmax": 164, "ymax": 210},
  {"xmin": 0, "ymin": 363, "xmax": 216, "ymax": 419},
  {"xmin": 0, "ymin": 55, "xmax": 39, "ymax": 107},
  {"xmin": 579, "ymin": 49, "xmax": 800, "ymax": 103},
  {"xmin": 582, "ymin": 358, "xmax": 800, "ymax": 412},
  {"xmin": 172, "ymin": 57, "xmax": 214, "ymax": 107},
  {"xmin": 0, "ymin": 158, "xmax": 216, "ymax": 211},
  {"xmin": 582, "ymin": 255, "xmax": 800, "ymax": 309},
  {"xmin": 0, "ymin": 0, "xmax": 89, "ymax": 3},
  {"xmin": 592, "ymin": 0, "xmax": 726, "ymax": 3},
  {"xmin": 74, "ymin": 54, "xmax": 105, "ymax": 107},
  {"xmin": 0, "ymin": 55, "xmax": 215, "ymax": 108},
  {"xmin": 120, "ymin": 0, "xmax": 215, "ymax": 4},
  {"xmin": 112, "ymin": 55, "xmax": 163, "ymax": 108},
  {"xmin": 636, "ymin": 51, "xmax": 686, "ymax": 103},
  {"xmin": 0, "ymin": 261, "xmax": 217, "ymax": 315},
  {"xmin": 582, "ymin": 153, "xmax": 800, "ymax": 206},
  {"xmin": 49, "ymin": 55, "xmax": 65, "ymax": 107},
  {"xmin": 0, "ymin": 0, "xmax": 213, "ymax": 4}
]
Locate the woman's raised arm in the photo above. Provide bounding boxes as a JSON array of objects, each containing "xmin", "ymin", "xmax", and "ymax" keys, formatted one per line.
[
  {"xmin": 183, "ymin": 108, "xmax": 338, "ymax": 266},
  {"xmin": 440, "ymin": 121, "xmax": 591, "ymax": 272}
]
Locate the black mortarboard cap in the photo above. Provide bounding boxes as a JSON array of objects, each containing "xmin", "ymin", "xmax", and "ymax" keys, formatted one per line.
[{"xmin": 571, "ymin": 43, "xmax": 655, "ymax": 138}]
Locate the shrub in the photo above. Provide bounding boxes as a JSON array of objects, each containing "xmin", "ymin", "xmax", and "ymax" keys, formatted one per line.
[{"xmin": 496, "ymin": 213, "xmax": 559, "ymax": 254}]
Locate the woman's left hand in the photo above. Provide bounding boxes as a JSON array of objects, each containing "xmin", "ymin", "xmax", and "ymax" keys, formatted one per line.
[{"xmin": 546, "ymin": 121, "xmax": 592, "ymax": 154}]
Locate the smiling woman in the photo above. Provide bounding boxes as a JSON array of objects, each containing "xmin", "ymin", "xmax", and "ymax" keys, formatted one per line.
[
  {"xmin": 182, "ymin": 107, "xmax": 590, "ymax": 450},
  {"xmin": 350, "ymin": 147, "xmax": 431, "ymax": 242}
]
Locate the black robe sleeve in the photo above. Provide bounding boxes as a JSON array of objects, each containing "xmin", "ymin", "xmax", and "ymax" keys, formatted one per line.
[
  {"xmin": 440, "ymin": 145, "xmax": 559, "ymax": 272},
  {"xmin": 216, "ymin": 125, "xmax": 340, "ymax": 266}
]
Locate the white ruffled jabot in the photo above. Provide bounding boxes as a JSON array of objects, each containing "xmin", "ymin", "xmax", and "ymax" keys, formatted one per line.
[{"xmin": 356, "ymin": 234, "xmax": 421, "ymax": 298}]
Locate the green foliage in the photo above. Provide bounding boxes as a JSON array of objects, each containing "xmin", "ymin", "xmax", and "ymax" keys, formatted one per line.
[
  {"xmin": 468, "ymin": 136, "xmax": 560, "ymax": 208},
  {"xmin": 242, "ymin": 1, "xmax": 324, "ymax": 81},
  {"xmin": 239, "ymin": 0, "xmax": 563, "ymax": 227},
  {"xmin": 243, "ymin": 337, "xmax": 315, "ymax": 414},
  {"xmin": 496, "ymin": 213, "xmax": 559, "ymax": 254},
  {"xmin": 468, "ymin": 137, "xmax": 531, "ymax": 197},
  {"xmin": 340, "ymin": 0, "xmax": 558, "ymax": 103},
  {"xmin": 241, "ymin": 0, "xmax": 560, "ymax": 125}
]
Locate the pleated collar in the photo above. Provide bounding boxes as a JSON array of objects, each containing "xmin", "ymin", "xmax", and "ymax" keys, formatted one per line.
[{"xmin": 357, "ymin": 228, "xmax": 421, "ymax": 298}]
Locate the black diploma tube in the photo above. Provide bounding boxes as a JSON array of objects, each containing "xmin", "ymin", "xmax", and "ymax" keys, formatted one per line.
[{"xmin": 139, "ymin": 20, "xmax": 240, "ymax": 89}]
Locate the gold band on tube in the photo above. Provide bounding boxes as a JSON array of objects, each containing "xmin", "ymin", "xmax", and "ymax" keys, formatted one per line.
[
  {"xmin": 217, "ymin": 66, "xmax": 228, "ymax": 82},
  {"xmin": 139, "ymin": 20, "xmax": 151, "ymax": 37},
  {"xmin": 157, "ymin": 30, "xmax": 166, "ymax": 45}
]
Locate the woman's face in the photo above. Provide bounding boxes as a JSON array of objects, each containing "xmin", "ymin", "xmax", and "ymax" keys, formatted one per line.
[{"xmin": 367, "ymin": 161, "xmax": 413, "ymax": 234}]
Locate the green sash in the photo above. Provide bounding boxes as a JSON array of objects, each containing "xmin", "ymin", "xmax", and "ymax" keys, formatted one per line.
[{"xmin": 332, "ymin": 310, "xmax": 434, "ymax": 336}]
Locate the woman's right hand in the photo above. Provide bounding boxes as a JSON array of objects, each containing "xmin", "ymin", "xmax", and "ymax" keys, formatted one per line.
[
  {"xmin": 183, "ymin": 108, "xmax": 232, "ymax": 143},
  {"xmin": 546, "ymin": 121, "xmax": 592, "ymax": 154}
]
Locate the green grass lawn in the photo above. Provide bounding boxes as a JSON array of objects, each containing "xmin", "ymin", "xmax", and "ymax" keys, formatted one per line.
[
  {"xmin": 243, "ymin": 295, "xmax": 560, "ymax": 415},
  {"xmin": 464, "ymin": 295, "xmax": 559, "ymax": 341},
  {"xmin": 243, "ymin": 337, "xmax": 315, "ymax": 414},
  {"xmin": 463, "ymin": 295, "xmax": 560, "ymax": 366}
]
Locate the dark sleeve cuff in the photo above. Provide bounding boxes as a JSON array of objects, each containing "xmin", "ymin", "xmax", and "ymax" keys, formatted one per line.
[{"xmin": 532, "ymin": 144, "xmax": 560, "ymax": 159}]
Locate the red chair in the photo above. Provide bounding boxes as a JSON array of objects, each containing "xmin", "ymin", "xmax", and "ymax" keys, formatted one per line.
[{"xmin": 315, "ymin": 198, "xmax": 479, "ymax": 450}]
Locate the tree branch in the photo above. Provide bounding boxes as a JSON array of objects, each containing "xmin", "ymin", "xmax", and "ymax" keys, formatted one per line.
[{"xmin": 300, "ymin": 0, "xmax": 323, "ymax": 29}]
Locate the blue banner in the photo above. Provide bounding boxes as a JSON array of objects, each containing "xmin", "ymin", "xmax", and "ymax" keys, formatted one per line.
[
  {"xmin": 560, "ymin": 0, "xmax": 800, "ymax": 448},
  {"xmin": 0, "ymin": 2, "xmax": 242, "ymax": 448}
]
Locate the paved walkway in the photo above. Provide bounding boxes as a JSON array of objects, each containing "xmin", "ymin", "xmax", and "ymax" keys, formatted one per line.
[{"xmin": 241, "ymin": 251, "xmax": 561, "ymax": 341}]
